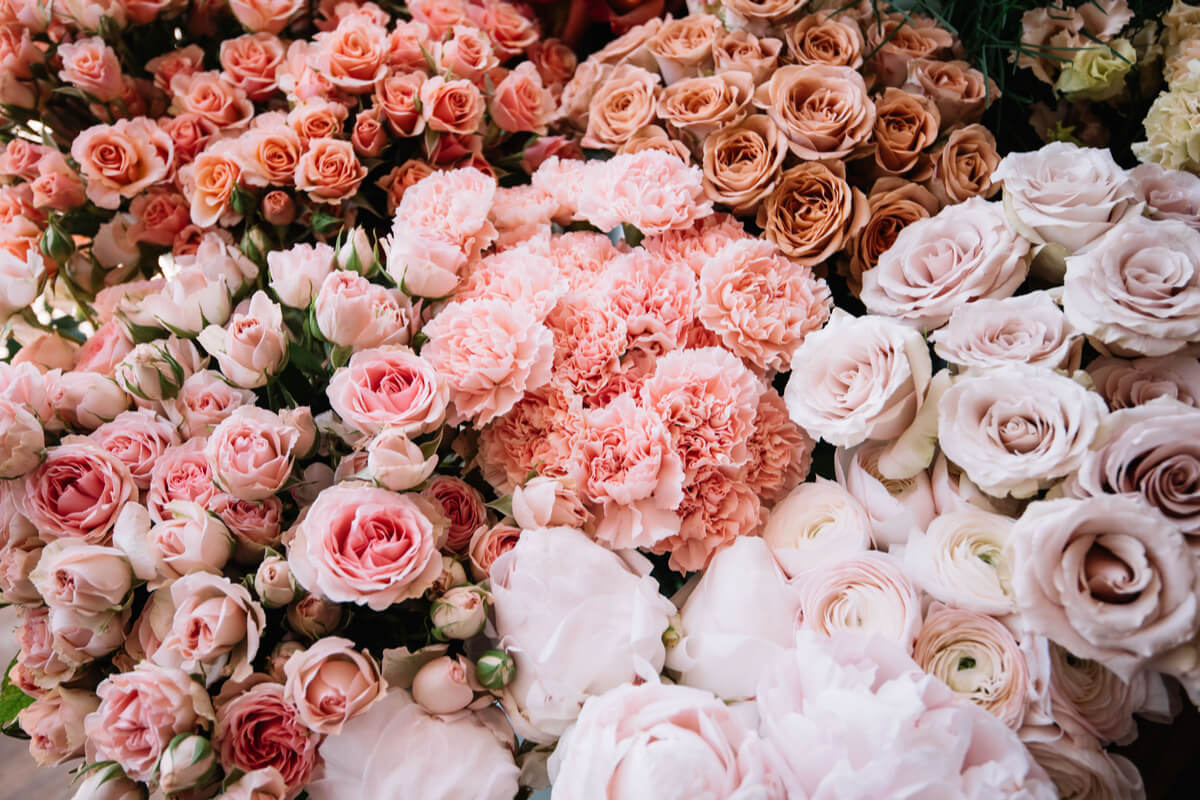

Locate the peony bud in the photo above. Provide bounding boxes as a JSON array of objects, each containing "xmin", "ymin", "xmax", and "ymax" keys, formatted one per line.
[
  {"xmin": 426, "ymin": 555, "xmax": 469, "ymax": 599},
  {"xmin": 286, "ymin": 594, "xmax": 345, "ymax": 639},
  {"xmin": 72, "ymin": 763, "xmax": 146, "ymax": 800},
  {"xmin": 157, "ymin": 733, "xmax": 219, "ymax": 794},
  {"xmin": 261, "ymin": 190, "xmax": 296, "ymax": 226},
  {"xmin": 337, "ymin": 226, "xmax": 376, "ymax": 275},
  {"xmin": 411, "ymin": 655, "xmax": 475, "ymax": 715},
  {"xmin": 266, "ymin": 639, "xmax": 306, "ymax": 683},
  {"xmin": 254, "ymin": 555, "xmax": 298, "ymax": 608},
  {"xmin": 430, "ymin": 585, "xmax": 487, "ymax": 641},
  {"xmin": 367, "ymin": 429, "xmax": 438, "ymax": 491},
  {"xmin": 474, "ymin": 649, "xmax": 515, "ymax": 690}
]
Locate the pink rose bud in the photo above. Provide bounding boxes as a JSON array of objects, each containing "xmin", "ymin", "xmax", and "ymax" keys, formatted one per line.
[
  {"xmin": 280, "ymin": 406, "xmax": 317, "ymax": 458},
  {"xmin": 49, "ymin": 371, "xmax": 130, "ymax": 430},
  {"xmin": 267, "ymin": 639, "xmax": 306, "ymax": 683},
  {"xmin": 267, "ymin": 242, "xmax": 336, "ymax": 309},
  {"xmin": 11, "ymin": 332, "xmax": 80, "ymax": 373},
  {"xmin": 0, "ymin": 396, "xmax": 45, "ymax": 479},
  {"xmin": 72, "ymin": 763, "xmax": 145, "ymax": 800},
  {"xmin": 255, "ymin": 554, "xmax": 298, "ymax": 608},
  {"xmin": 351, "ymin": 108, "xmax": 387, "ymax": 158},
  {"xmin": 337, "ymin": 226, "xmax": 376, "ymax": 274},
  {"xmin": 287, "ymin": 595, "xmax": 345, "ymax": 639},
  {"xmin": 431, "ymin": 585, "xmax": 487, "ymax": 641},
  {"xmin": 427, "ymin": 555, "xmax": 469, "ymax": 598},
  {"xmin": 157, "ymin": 733, "xmax": 219, "ymax": 795},
  {"xmin": 411, "ymin": 655, "xmax": 476, "ymax": 715},
  {"xmin": 367, "ymin": 429, "xmax": 438, "ymax": 491},
  {"xmin": 282, "ymin": 636, "xmax": 386, "ymax": 734},
  {"xmin": 261, "ymin": 190, "xmax": 296, "ymax": 226},
  {"xmin": 511, "ymin": 476, "xmax": 589, "ymax": 531},
  {"xmin": 291, "ymin": 462, "xmax": 335, "ymax": 508},
  {"xmin": 113, "ymin": 341, "xmax": 193, "ymax": 402}
]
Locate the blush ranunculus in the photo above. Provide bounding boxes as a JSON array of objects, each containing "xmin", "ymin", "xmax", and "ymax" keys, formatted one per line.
[
  {"xmin": 287, "ymin": 485, "xmax": 447, "ymax": 610},
  {"xmin": 900, "ymin": 507, "xmax": 1017, "ymax": 616},
  {"xmin": 762, "ymin": 479, "xmax": 873, "ymax": 578},
  {"xmin": 21, "ymin": 437, "xmax": 136, "ymax": 545},
  {"xmin": 795, "ymin": 552, "xmax": 922, "ymax": 652},
  {"xmin": 834, "ymin": 440, "xmax": 937, "ymax": 549},
  {"xmin": 327, "ymin": 346, "xmax": 448, "ymax": 438}
]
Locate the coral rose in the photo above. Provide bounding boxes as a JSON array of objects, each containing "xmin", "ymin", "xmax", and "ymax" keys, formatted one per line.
[
  {"xmin": 294, "ymin": 137, "xmax": 367, "ymax": 203},
  {"xmin": 70, "ymin": 118, "xmax": 174, "ymax": 210}
]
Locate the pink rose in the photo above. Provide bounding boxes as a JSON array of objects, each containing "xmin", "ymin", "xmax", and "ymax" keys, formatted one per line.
[
  {"xmin": 1022, "ymin": 731, "xmax": 1144, "ymax": 799},
  {"xmin": 1088, "ymin": 354, "xmax": 1200, "ymax": 410},
  {"xmin": 57, "ymin": 37, "xmax": 123, "ymax": 101},
  {"xmin": 489, "ymin": 62, "xmax": 555, "ymax": 135},
  {"xmin": 228, "ymin": 0, "xmax": 303, "ymax": 33},
  {"xmin": 373, "ymin": 71, "xmax": 426, "ymax": 137},
  {"xmin": 0, "ymin": 396, "xmax": 44, "ymax": 479},
  {"xmin": 294, "ymin": 137, "xmax": 368, "ymax": 202},
  {"xmin": 860, "ymin": 197, "xmax": 1031, "ymax": 331},
  {"xmin": 419, "ymin": 75, "xmax": 486, "ymax": 135},
  {"xmin": 212, "ymin": 493, "xmax": 284, "ymax": 554},
  {"xmin": 581, "ymin": 64, "xmax": 660, "ymax": 151},
  {"xmin": 70, "ymin": 118, "xmax": 174, "ymax": 210},
  {"xmin": 421, "ymin": 475, "xmax": 487, "ymax": 553},
  {"xmin": 267, "ymin": 242, "xmax": 335, "ymax": 309},
  {"xmin": 351, "ymin": 106, "xmax": 387, "ymax": 157},
  {"xmin": 287, "ymin": 485, "xmax": 447, "ymax": 610},
  {"xmin": 169, "ymin": 71, "xmax": 255, "ymax": 129},
  {"xmin": 17, "ymin": 687, "xmax": 98, "ymax": 767},
  {"xmin": 314, "ymin": 270, "xmax": 411, "ymax": 349},
  {"xmin": 930, "ymin": 291, "xmax": 1082, "ymax": 371},
  {"xmin": 215, "ymin": 681, "xmax": 320, "ymax": 795},
  {"xmin": 90, "ymin": 409, "xmax": 180, "ymax": 491},
  {"xmin": 220, "ymin": 32, "xmax": 284, "ymax": 101},
  {"xmin": 491, "ymin": 527, "xmax": 675, "ymax": 743},
  {"xmin": 162, "ymin": 369, "xmax": 257, "ymax": 440},
  {"xmin": 422, "ymin": 298, "xmax": 554, "ymax": 426},
  {"xmin": 435, "ymin": 24, "xmax": 499, "ymax": 84},
  {"xmin": 1011, "ymin": 495, "xmax": 1199, "ymax": 680},
  {"xmin": 154, "ymin": 571, "xmax": 266, "ymax": 684},
  {"xmin": 784, "ymin": 310, "xmax": 932, "ymax": 448},
  {"xmin": 197, "ymin": 291, "xmax": 289, "ymax": 389},
  {"xmin": 21, "ymin": 437, "xmax": 136, "ymax": 544},
  {"xmin": 327, "ymin": 346, "xmax": 448, "ymax": 438},
  {"xmin": 15, "ymin": 607, "xmax": 75, "ymax": 689},
  {"xmin": 410, "ymin": 654, "xmax": 475, "ymax": 715},
  {"xmin": 261, "ymin": 189, "xmax": 296, "ymax": 225},
  {"xmin": 469, "ymin": 0, "xmax": 538, "ymax": 59},
  {"xmin": 550, "ymin": 682, "xmax": 781, "ymax": 798},
  {"xmin": 386, "ymin": 19, "xmax": 435, "ymax": 71},
  {"xmin": 467, "ymin": 521, "xmax": 520, "ymax": 581},
  {"xmin": 313, "ymin": 14, "xmax": 388, "ymax": 93},
  {"xmin": 31, "ymin": 151, "xmax": 86, "ymax": 212},
  {"xmin": 147, "ymin": 439, "xmax": 218, "ymax": 522},
  {"xmin": 834, "ymin": 440, "xmax": 936, "ymax": 549},
  {"xmin": 232, "ymin": 123, "xmax": 302, "ymax": 188},
  {"xmin": 366, "ymin": 430, "xmax": 437, "ymax": 492},
  {"xmin": 29, "ymin": 538, "xmax": 133, "ymax": 614},
  {"xmin": 287, "ymin": 98, "xmax": 349, "ymax": 144},
  {"xmin": 115, "ymin": 500, "xmax": 233, "ymax": 587},
  {"xmin": 84, "ymin": 663, "xmax": 214, "ymax": 782},
  {"xmin": 205, "ymin": 406, "xmax": 299, "ymax": 502},
  {"xmin": 283, "ymin": 636, "xmax": 385, "ymax": 734}
]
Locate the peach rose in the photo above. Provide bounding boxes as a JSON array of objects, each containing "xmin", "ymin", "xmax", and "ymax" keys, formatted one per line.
[
  {"xmin": 657, "ymin": 71, "xmax": 754, "ymax": 141},
  {"xmin": 283, "ymin": 636, "xmax": 385, "ymax": 734},
  {"xmin": 293, "ymin": 137, "xmax": 367, "ymax": 203},
  {"xmin": 419, "ymin": 75, "xmax": 485, "ymax": 135},
  {"xmin": 467, "ymin": 0, "xmax": 539, "ymax": 59},
  {"xmin": 528, "ymin": 38, "xmax": 577, "ymax": 88},
  {"xmin": 31, "ymin": 151, "xmax": 86, "ymax": 211},
  {"xmin": 868, "ymin": 13, "xmax": 957, "ymax": 86},
  {"xmin": 724, "ymin": 0, "xmax": 810, "ymax": 34},
  {"xmin": 582, "ymin": 64, "xmax": 661, "ymax": 151},
  {"xmin": 145, "ymin": 45, "xmax": 205, "ymax": 93},
  {"xmin": 233, "ymin": 121, "xmax": 301, "ymax": 187},
  {"xmin": 169, "ymin": 71, "xmax": 255, "ymax": 129},
  {"xmin": 700, "ymin": 114, "xmax": 788, "ymax": 213},
  {"xmin": 228, "ymin": 0, "xmax": 303, "ymax": 34},
  {"xmin": 162, "ymin": 369, "xmax": 257, "ymax": 439},
  {"xmin": 128, "ymin": 187, "xmax": 190, "ymax": 247},
  {"xmin": 929, "ymin": 123, "xmax": 1001, "ymax": 204},
  {"xmin": 377, "ymin": 160, "xmax": 435, "ymax": 215},
  {"xmin": 435, "ymin": 24, "xmax": 499, "ymax": 84},
  {"xmin": 350, "ymin": 107, "xmax": 386, "ymax": 157},
  {"xmin": 70, "ymin": 118, "xmax": 174, "ymax": 210},
  {"xmin": 287, "ymin": 98, "xmax": 349, "ymax": 144},
  {"xmin": 489, "ymin": 62, "xmax": 555, "ymax": 135},
  {"xmin": 22, "ymin": 437, "xmax": 136, "ymax": 544},
  {"xmin": 754, "ymin": 64, "xmax": 874, "ymax": 160},
  {"xmin": 17, "ymin": 688, "xmax": 97, "ymax": 767},
  {"xmin": 757, "ymin": 160, "xmax": 867, "ymax": 266},
  {"xmin": 903, "ymin": 59, "xmax": 998, "ymax": 128},
  {"xmin": 785, "ymin": 11, "xmax": 864, "ymax": 68},
  {"xmin": 57, "ymin": 37, "xmax": 123, "ymax": 102},
  {"xmin": 645, "ymin": 13, "xmax": 720, "ymax": 84},
  {"xmin": 873, "ymin": 88, "xmax": 940, "ymax": 175},
  {"xmin": 844, "ymin": 178, "xmax": 939, "ymax": 293},
  {"xmin": 467, "ymin": 521, "xmax": 520, "ymax": 581},
  {"xmin": 372, "ymin": 71, "xmax": 426, "ymax": 137},
  {"xmin": 159, "ymin": 112, "xmax": 217, "ymax": 165},
  {"xmin": 220, "ymin": 32, "xmax": 284, "ymax": 100},
  {"xmin": 327, "ymin": 346, "xmax": 448, "ymax": 437},
  {"xmin": 313, "ymin": 15, "xmax": 388, "ymax": 94},
  {"xmin": 860, "ymin": 196, "xmax": 1030, "ymax": 331},
  {"xmin": 712, "ymin": 29, "xmax": 782, "ymax": 84},
  {"xmin": 187, "ymin": 144, "xmax": 242, "ymax": 228}
]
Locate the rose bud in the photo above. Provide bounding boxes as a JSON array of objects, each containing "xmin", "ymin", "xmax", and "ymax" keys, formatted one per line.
[
  {"xmin": 367, "ymin": 429, "xmax": 438, "ymax": 492},
  {"xmin": 351, "ymin": 108, "xmax": 387, "ymax": 158},
  {"xmin": 475, "ymin": 649, "xmax": 515, "ymax": 690},
  {"xmin": 72, "ymin": 763, "xmax": 146, "ymax": 800},
  {"xmin": 280, "ymin": 406, "xmax": 317, "ymax": 458},
  {"xmin": 255, "ymin": 555, "xmax": 298, "ymax": 608},
  {"xmin": 411, "ymin": 655, "xmax": 476, "ymax": 715},
  {"xmin": 41, "ymin": 217, "xmax": 75, "ymax": 266},
  {"xmin": 431, "ymin": 585, "xmax": 487, "ymax": 641},
  {"xmin": 337, "ymin": 226, "xmax": 376, "ymax": 275},
  {"xmin": 261, "ymin": 190, "xmax": 296, "ymax": 226},
  {"xmin": 267, "ymin": 639, "xmax": 306, "ymax": 683},
  {"xmin": 426, "ymin": 555, "xmax": 469, "ymax": 598},
  {"xmin": 157, "ymin": 733, "xmax": 219, "ymax": 795},
  {"xmin": 287, "ymin": 595, "xmax": 345, "ymax": 639}
]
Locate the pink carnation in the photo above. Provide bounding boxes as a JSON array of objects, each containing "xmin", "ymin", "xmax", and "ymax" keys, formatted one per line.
[
  {"xmin": 549, "ymin": 231, "xmax": 620, "ymax": 292},
  {"xmin": 545, "ymin": 291, "xmax": 629, "ymax": 396},
  {"xmin": 659, "ymin": 467, "xmax": 762, "ymax": 573},
  {"xmin": 576, "ymin": 150, "xmax": 713, "ymax": 236},
  {"xmin": 457, "ymin": 239, "xmax": 566, "ymax": 321},
  {"xmin": 745, "ymin": 389, "xmax": 814, "ymax": 506},
  {"xmin": 421, "ymin": 298, "xmax": 555, "ymax": 427},
  {"xmin": 477, "ymin": 382, "xmax": 583, "ymax": 493},
  {"xmin": 602, "ymin": 249, "xmax": 697, "ymax": 356},
  {"xmin": 642, "ymin": 213, "xmax": 755, "ymax": 276}
]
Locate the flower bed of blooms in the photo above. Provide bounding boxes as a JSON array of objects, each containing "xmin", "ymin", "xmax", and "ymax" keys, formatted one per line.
[{"xmin": 1, "ymin": 0, "xmax": 1200, "ymax": 799}]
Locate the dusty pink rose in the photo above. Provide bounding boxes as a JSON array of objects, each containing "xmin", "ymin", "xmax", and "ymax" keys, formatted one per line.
[
  {"xmin": 215, "ymin": 681, "xmax": 320, "ymax": 795},
  {"xmin": 57, "ymin": 37, "xmax": 123, "ymax": 101},
  {"xmin": 147, "ymin": 439, "xmax": 218, "ymax": 522},
  {"xmin": 283, "ymin": 636, "xmax": 385, "ymax": 734},
  {"xmin": 84, "ymin": 662, "xmax": 214, "ymax": 782},
  {"xmin": 327, "ymin": 346, "xmax": 448, "ymax": 438},
  {"xmin": 1088, "ymin": 354, "xmax": 1200, "ymax": 410},
  {"xmin": 314, "ymin": 270, "xmax": 411, "ymax": 349},
  {"xmin": 266, "ymin": 242, "xmax": 334, "ymax": 309},
  {"xmin": 205, "ymin": 406, "xmax": 299, "ymax": 502},
  {"xmin": 1131, "ymin": 162, "xmax": 1200, "ymax": 232},
  {"xmin": 91, "ymin": 409, "xmax": 180, "ymax": 491},
  {"xmin": 70, "ymin": 118, "xmax": 174, "ymax": 210},
  {"xmin": 784, "ymin": 310, "xmax": 931, "ymax": 448},
  {"xmin": 228, "ymin": 0, "xmax": 303, "ymax": 33},
  {"xmin": 154, "ymin": 571, "xmax": 266, "ymax": 685},
  {"xmin": 115, "ymin": 500, "xmax": 233, "ymax": 587},
  {"xmin": 197, "ymin": 291, "xmax": 289, "ymax": 389},
  {"xmin": 581, "ymin": 64, "xmax": 661, "ymax": 151},
  {"xmin": 21, "ymin": 437, "xmax": 136, "ymax": 544},
  {"xmin": 490, "ymin": 62, "xmax": 555, "ymax": 135},
  {"xmin": 212, "ymin": 493, "xmax": 284, "ymax": 555},
  {"xmin": 931, "ymin": 291, "xmax": 1082, "ymax": 371},
  {"xmin": 17, "ymin": 687, "xmax": 98, "ymax": 767},
  {"xmin": 466, "ymin": 522, "xmax": 519, "ymax": 582},
  {"xmin": 422, "ymin": 298, "xmax": 554, "ymax": 427},
  {"xmin": 9, "ymin": 333, "xmax": 77, "ymax": 374},
  {"xmin": 860, "ymin": 197, "xmax": 1031, "ymax": 331},
  {"xmin": 421, "ymin": 475, "xmax": 487, "ymax": 553},
  {"xmin": 288, "ymin": 485, "xmax": 447, "ymax": 610},
  {"xmin": 1012, "ymin": 495, "xmax": 1199, "ymax": 680}
]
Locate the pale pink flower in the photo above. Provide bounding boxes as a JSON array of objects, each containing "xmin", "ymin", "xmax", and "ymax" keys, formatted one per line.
[
  {"xmin": 327, "ymin": 346, "xmax": 448, "ymax": 438},
  {"xmin": 577, "ymin": 150, "xmax": 713, "ymax": 236}
]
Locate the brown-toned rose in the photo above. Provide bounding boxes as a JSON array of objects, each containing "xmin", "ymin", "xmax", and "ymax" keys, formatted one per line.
[
  {"xmin": 844, "ymin": 178, "xmax": 940, "ymax": 293},
  {"xmin": 701, "ymin": 114, "xmax": 788, "ymax": 215},
  {"xmin": 294, "ymin": 137, "xmax": 367, "ymax": 203},
  {"xmin": 617, "ymin": 125, "xmax": 693, "ymax": 163},
  {"xmin": 724, "ymin": 0, "xmax": 810, "ymax": 33},
  {"xmin": 657, "ymin": 72, "xmax": 755, "ymax": 140},
  {"xmin": 582, "ymin": 64, "xmax": 661, "ymax": 151},
  {"xmin": 712, "ymin": 29, "xmax": 782, "ymax": 84},
  {"xmin": 645, "ymin": 13, "xmax": 721, "ymax": 84},
  {"xmin": 757, "ymin": 160, "xmax": 868, "ymax": 267},
  {"xmin": 904, "ymin": 59, "xmax": 998, "ymax": 128},
  {"xmin": 866, "ymin": 13, "xmax": 957, "ymax": 86},
  {"xmin": 873, "ymin": 88, "xmax": 940, "ymax": 176},
  {"xmin": 754, "ymin": 64, "xmax": 875, "ymax": 160},
  {"xmin": 786, "ymin": 12, "xmax": 865, "ymax": 68},
  {"xmin": 929, "ymin": 123, "xmax": 1001, "ymax": 205}
]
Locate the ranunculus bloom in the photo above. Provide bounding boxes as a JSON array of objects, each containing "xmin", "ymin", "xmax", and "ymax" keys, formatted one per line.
[
  {"xmin": 491, "ymin": 527, "xmax": 675, "ymax": 743},
  {"xmin": 550, "ymin": 681, "xmax": 783, "ymax": 799},
  {"xmin": 205, "ymin": 406, "xmax": 299, "ymax": 502},
  {"xmin": 1010, "ymin": 495, "xmax": 1200, "ymax": 680},
  {"xmin": 992, "ymin": 141, "xmax": 1141, "ymax": 254},
  {"xmin": 860, "ymin": 196, "xmax": 1030, "ymax": 331},
  {"xmin": 784, "ymin": 310, "xmax": 932, "ymax": 448},
  {"xmin": 84, "ymin": 663, "xmax": 214, "ymax": 782},
  {"xmin": 581, "ymin": 64, "xmax": 661, "ymax": 151},
  {"xmin": 795, "ymin": 552, "xmax": 922, "ymax": 652},
  {"xmin": 154, "ymin": 571, "xmax": 266, "ymax": 685},
  {"xmin": 30, "ymin": 538, "xmax": 133, "ymax": 615},
  {"xmin": 197, "ymin": 291, "xmax": 289, "ymax": 389},
  {"xmin": 762, "ymin": 479, "xmax": 873, "ymax": 578},
  {"xmin": 215, "ymin": 681, "xmax": 320, "ymax": 795},
  {"xmin": 900, "ymin": 507, "xmax": 1017, "ymax": 616},
  {"xmin": 21, "ymin": 437, "xmax": 136, "ymax": 545},
  {"xmin": 757, "ymin": 160, "xmax": 867, "ymax": 266},
  {"xmin": 1063, "ymin": 215, "xmax": 1200, "ymax": 356},
  {"xmin": 70, "ymin": 118, "xmax": 174, "ymax": 210},
  {"xmin": 283, "ymin": 636, "xmax": 385, "ymax": 734},
  {"xmin": 701, "ymin": 114, "xmax": 789, "ymax": 215},
  {"xmin": 309, "ymin": 690, "xmax": 519, "ymax": 798},
  {"xmin": 327, "ymin": 346, "xmax": 448, "ymax": 438},
  {"xmin": 294, "ymin": 137, "xmax": 368, "ymax": 203},
  {"xmin": 753, "ymin": 64, "xmax": 875, "ymax": 160},
  {"xmin": 930, "ymin": 291, "xmax": 1082, "ymax": 371},
  {"xmin": 913, "ymin": 603, "xmax": 1030, "ymax": 728},
  {"xmin": 288, "ymin": 485, "xmax": 447, "ymax": 610},
  {"xmin": 937, "ymin": 366, "xmax": 1107, "ymax": 498}
]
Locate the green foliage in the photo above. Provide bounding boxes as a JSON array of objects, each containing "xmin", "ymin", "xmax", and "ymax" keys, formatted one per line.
[{"xmin": 0, "ymin": 654, "xmax": 35, "ymax": 738}]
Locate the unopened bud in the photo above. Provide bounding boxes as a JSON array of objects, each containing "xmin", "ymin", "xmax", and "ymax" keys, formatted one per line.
[
  {"xmin": 157, "ymin": 733, "xmax": 219, "ymax": 794},
  {"xmin": 337, "ymin": 226, "xmax": 375, "ymax": 275},
  {"xmin": 426, "ymin": 555, "xmax": 469, "ymax": 599},
  {"xmin": 430, "ymin": 585, "xmax": 487, "ymax": 641},
  {"xmin": 475, "ymin": 649, "xmax": 515, "ymax": 690},
  {"xmin": 72, "ymin": 762, "xmax": 146, "ymax": 800},
  {"xmin": 41, "ymin": 218, "xmax": 75, "ymax": 266},
  {"xmin": 254, "ymin": 555, "xmax": 298, "ymax": 608},
  {"xmin": 261, "ymin": 190, "xmax": 296, "ymax": 226},
  {"xmin": 411, "ymin": 655, "xmax": 475, "ymax": 715},
  {"xmin": 286, "ymin": 595, "xmax": 345, "ymax": 639}
]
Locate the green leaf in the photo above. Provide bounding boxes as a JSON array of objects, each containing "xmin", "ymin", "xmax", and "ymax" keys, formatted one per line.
[
  {"xmin": 311, "ymin": 209, "xmax": 343, "ymax": 236},
  {"xmin": 0, "ymin": 654, "xmax": 35, "ymax": 735},
  {"xmin": 486, "ymin": 494, "xmax": 513, "ymax": 519},
  {"xmin": 287, "ymin": 342, "xmax": 326, "ymax": 375}
]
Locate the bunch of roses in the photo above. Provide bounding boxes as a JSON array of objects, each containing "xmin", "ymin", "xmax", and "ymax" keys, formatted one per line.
[
  {"xmin": 1134, "ymin": 0, "xmax": 1200, "ymax": 173},
  {"xmin": 555, "ymin": 0, "xmax": 1007, "ymax": 294}
]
